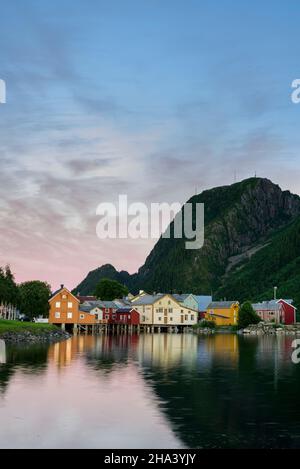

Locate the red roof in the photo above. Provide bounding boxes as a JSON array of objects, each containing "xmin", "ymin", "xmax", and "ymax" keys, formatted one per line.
[{"xmin": 77, "ymin": 295, "xmax": 97, "ymax": 304}]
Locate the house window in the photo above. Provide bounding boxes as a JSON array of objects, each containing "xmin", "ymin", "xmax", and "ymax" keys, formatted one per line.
[
  {"xmin": 68, "ymin": 302, "xmax": 73, "ymax": 308},
  {"xmin": 67, "ymin": 312, "xmax": 72, "ymax": 319},
  {"xmin": 158, "ymin": 317, "xmax": 162, "ymax": 321},
  {"xmin": 105, "ymin": 314, "xmax": 109, "ymax": 319},
  {"xmin": 168, "ymin": 300, "xmax": 171, "ymax": 305},
  {"xmin": 170, "ymin": 317, "xmax": 173, "ymax": 321},
  {"xmin": 55, "ymin": 302, "xmax": 61, "ymax": 308},
  {"xmin": 80, "ymin": 314, "xmax": 85, "ymax": 320},
  {"xmin": 181, "ymin": 309, "xmax": 184, "ymax": 313},
  {"xmin": 191, "ymin": 315, "xmax": 194, "ymax": 321},
  {"xmin": 185, "ymin": 315, "xmax": 188, "ymax": 321},
  {"xmin": 142, "ymin": 315, "xmax": 146, "ymax": 322},
  {"xmin": 55, "ymin": 312, "xmax": 60, "ymax": 319},
  {"xmin": 62, "ymin": 294, "xmax": 67, "ymax": 299},
  {"xmin": 105, "ymin": 308, "xmax": 109, "ymax": 313},
  {"xmin": 168, "ymin": 308, "xmax": 173, "ymax": 313},
  {"xmin": 128, "ymin": 315, "xmax": 131, "ymax": 320}
]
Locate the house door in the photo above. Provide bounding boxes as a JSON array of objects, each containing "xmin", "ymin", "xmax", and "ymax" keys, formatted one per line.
[{"xmin": 181, "ymin": 315, "xmax": 184, "ymax": 323}]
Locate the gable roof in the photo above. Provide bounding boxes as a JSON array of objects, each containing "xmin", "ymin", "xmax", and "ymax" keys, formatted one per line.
[
  {"xmin": 207, "ymin": 301, "xmax": 239, "ymax": 310},
  {"xmin": 49, "ymin": 287, "xmax": 80, "ymax": 303},
  {"xmin": 131, "ymin": 290, "xmax": 149, "ymax": 302},
  {"xmin": 114, "ymin": 298, "xmax": 132, "ymax": 307},
  {"xmin": 172, "ymin": 293, "xmax": 191, "ymax": 303},
  {"xmin": 132, "ymin": 294, "xmax": 165, "ymax": 305},
  {"xmin": 195, "ymin": 295, "xmax": 213, "ymax": 311},
  {"xmin": 79, "ymin": 305, "xmax": 94, "ymax": 313},
  {"xmin": 277, "ymin": 299, "xmax": 297, "ymax": 310},
  {"xmin": 100, "ymin": 300, "xmax": 118, "ymax": 309},
  {"xmin": 116, "ymin": 307, "xmax": 139, "ymax": 314},
  {"xmin": 252, "ymin": 300, "xmax": 282, "ymax": 311}
]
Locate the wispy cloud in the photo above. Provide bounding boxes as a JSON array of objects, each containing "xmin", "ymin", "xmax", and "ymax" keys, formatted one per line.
[{"xmin": 1, "ymin": 0, "xmax": 300, "ymax": 289}]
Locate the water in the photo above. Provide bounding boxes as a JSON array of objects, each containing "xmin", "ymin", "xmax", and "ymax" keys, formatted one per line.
[{"xmin": 1, "ymin": 333, "xmax": 300, "ymax": 449}]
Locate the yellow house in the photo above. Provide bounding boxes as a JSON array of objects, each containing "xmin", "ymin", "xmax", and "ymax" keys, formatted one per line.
[{"xmin": 205, "ymin": 301, "xmax": 239, "ymax": 326}]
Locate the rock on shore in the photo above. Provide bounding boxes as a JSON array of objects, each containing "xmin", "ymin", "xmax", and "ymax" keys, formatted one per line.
[
  {"xmin": 241, "ymin": 322, "xmax": 300, "ymax": 336},
  {"xmin": 0, "ymin": 329, "xmax": 71, "ymax": 344}
]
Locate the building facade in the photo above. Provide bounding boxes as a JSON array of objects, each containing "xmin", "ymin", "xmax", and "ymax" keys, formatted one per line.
[
  {"xmin": 205, "ymin": 301, "xmax": 239, "ymax": 326},
  {"xmin": 113, "ymin": 308, "xmax": 140, "ymax": 326},
  {"xmin": 252, "ymin": 299, "xmax": 296, "ymax": 324},
  {"xmin": 132, "ymin": 294, "xmax": 198, "ymax": 328},
  {"xmin": 277, "ymin": 299, "xmax": 297, "ymax": 325}
]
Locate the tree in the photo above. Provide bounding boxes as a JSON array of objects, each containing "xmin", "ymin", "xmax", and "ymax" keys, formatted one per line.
[
  {"xmin": 0, "ymin": 265, "xmax": 19, "ymax": 306},
  {"xmin": 19, "ymin": 281, "xmax": 51, "ymax": 320},
  {"xmin": 94, "ymin": 278, "xmax": 128, "ymax": 301},
  {"xmin": 238, "ymin": 301, "xmax": 261, "ymax": 329}
]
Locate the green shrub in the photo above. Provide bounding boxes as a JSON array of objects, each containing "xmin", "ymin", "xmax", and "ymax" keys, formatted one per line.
[
  {"xmin": 238, "ymin": 301, "xmax": 261, "ymax": 329},
  {"xmin": 198, "ymin": 319, "xmax": 216, "ymax": 329}
]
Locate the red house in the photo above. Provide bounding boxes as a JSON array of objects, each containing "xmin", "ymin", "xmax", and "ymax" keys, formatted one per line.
[
  {"xmin": 277, "ymin": 299, "xmax": 297, "ymax": 325},
  {"xmin": 113, "ymin": 308, "xmax": 140, "ymax": 325}
]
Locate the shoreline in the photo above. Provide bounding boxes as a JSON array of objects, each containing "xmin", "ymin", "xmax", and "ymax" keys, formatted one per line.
[
  {"xmin": 195, "ymin": 323, "xmax": 300, "ymax": 336},
  {"xmin": 0, "ymin": 320, "xmax": 71, "ymax": 344}
]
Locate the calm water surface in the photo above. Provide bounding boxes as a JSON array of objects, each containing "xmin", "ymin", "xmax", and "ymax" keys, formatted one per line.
[{"xmin": 0, "ymin": 333, "xmax": 300, "ymax": 448}]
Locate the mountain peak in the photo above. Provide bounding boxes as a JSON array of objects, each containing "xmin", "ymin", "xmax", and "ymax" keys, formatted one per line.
[{"xmin": 74, "ymin": 178, "xmax": 300, "ymax": 298}]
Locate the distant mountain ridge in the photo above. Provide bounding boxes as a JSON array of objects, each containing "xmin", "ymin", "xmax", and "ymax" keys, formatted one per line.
[{"xmin": 73, "ymin": 178, "xmax": 300, "ymax": 307}]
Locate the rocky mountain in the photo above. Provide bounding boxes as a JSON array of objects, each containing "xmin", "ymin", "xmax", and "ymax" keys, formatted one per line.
[
  {"xmin": 73, "ymin": 178, "xmax": 300, "ymax": 306},
  {"xmin": 73, "ymin": 263, "xmax": 137, "ymax": 296}
]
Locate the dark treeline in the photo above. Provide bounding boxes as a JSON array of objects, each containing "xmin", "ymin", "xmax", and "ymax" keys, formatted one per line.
[
  {"xmin": 0, "ymin": 265, "xmax": 19, "ymax": 306},
  {"xmin": 0, "ymin": 265, "xmax": 51, "ymax": 319}
]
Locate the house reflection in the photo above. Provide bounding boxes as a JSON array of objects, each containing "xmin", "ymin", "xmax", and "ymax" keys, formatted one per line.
[
  {"xmin": 48, "ymin": 336, "xmax": 95, "ymax": 367},
  {"xmin": 205, "ymin": 334, "xmax": 239, "ymax": 365},
  {"xmin": 47, "ymin": 333, "xmax": 199, "ymax": 371},
  {"xmin": 138, "ymin": 333, "xmax": 198, "ymax": 368}
]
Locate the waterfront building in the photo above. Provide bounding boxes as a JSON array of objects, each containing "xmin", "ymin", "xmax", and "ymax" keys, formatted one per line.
[
  {"xmin": 132, "ymin": 293, "xmax": 198, "ymax": 329},
  {"xmin": 205, "ymin": 301, "xmax": 239, "ymax": 326},
  {"xmin": 252, "ymin": 299, "xmax": 296, "ymax": 324},
  {"xmin": 48, "ymin": 285, "xmax": 105, "ymax": 331},
  {"xmin": 172, "ymin": 294, "xmax": 199, "ymax": 312},
  {"xmin": 113, "ymin": 307, "xmax": 140, "ymax": 326}
]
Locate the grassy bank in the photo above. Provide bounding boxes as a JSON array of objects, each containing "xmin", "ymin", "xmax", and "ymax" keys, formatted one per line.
[{"xmin": 0, "ymin": 319, "xmax": 57, "ymax": 336}]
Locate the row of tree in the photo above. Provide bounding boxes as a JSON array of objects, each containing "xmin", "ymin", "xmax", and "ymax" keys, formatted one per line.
[{"xmin": 0, "ymin": 265, "xmax": 51, "ymax": 320}]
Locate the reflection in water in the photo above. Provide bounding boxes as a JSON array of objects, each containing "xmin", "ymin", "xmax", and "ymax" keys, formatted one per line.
[
  {"xmin": 0, "ymin": 340, "xmax": 6, "ymax": 364},
  {"xmin": 0, "ymin": 333, "xmax": 300, "ymax": 448}
]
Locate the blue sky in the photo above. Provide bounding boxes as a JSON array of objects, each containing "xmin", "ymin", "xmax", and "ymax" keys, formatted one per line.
[{"xmin": 1, "ymin": 0, "xmax": 300, "ymax": 288}]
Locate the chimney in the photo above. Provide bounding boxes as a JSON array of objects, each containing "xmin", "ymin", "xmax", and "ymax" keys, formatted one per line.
[{"xmin": 60, "ymin": 284, "xmax": 64, "ymax": 290}]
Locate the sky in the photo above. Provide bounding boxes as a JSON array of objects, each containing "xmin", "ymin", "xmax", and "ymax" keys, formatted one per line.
[{"xmin": 1, "ymin": 0, "xmax": 300, "ymax": 290}]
